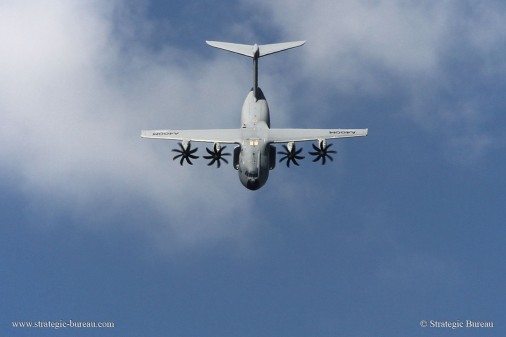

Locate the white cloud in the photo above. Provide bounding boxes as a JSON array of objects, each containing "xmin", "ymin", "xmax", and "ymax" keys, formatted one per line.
[
  {"xmin": 246, "ymin": 0, "xmax": 506, "ymax": 161},
  {"xmin": 0, "ymin": 0, "xmax": 257, "ymax": 250},
  {"xmin": 3, "ymin": 0, "xmax": 505, "ymax": 252},
  {"xmin": 251, "ymin": 0, "xmax": 448, "ymax": 91}
]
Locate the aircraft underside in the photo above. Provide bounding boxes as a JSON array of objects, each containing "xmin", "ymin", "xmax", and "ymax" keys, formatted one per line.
[{"xmin": 141, "ymin": 41, "xmax": 368, "ymax": 190}]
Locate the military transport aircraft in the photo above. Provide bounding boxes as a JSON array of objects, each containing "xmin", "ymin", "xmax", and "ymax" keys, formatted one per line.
[{"xmin": 141, "ymin": 41, "xmax": 368, "ymax": 190}]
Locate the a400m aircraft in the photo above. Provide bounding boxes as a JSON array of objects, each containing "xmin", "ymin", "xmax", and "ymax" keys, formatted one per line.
[{"xmin": 141, "ymin": 41, "xmax": 368, "ymax": 190}]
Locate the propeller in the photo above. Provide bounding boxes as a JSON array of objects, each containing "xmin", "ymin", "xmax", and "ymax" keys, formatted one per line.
[
  {"xmin": 203, "ymin": 143, "xmax": 231, "ymax": 168},
  {"xmin": 309, "ymin": 142, "xmax": 336, "ymax": 165},
  {"xmin": 172, "ymin": 142, "xmax": 199, "ymax": 165},
  {"xmin": 278, "ymin": 143, "xmax": 305, "ymax": 167}
]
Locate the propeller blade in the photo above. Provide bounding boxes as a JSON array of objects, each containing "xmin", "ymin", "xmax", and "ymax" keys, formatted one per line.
[
  {"xmin": 309, "ymin": 142, "xmax": 336, "ymax": 165},
  {"xmin": 278, "ymin": 144, "xmax": 304, "ymax": 167},
  {"xmin": 204, "ymin": 143, "xmax": 230, "ymax": 167},
  {"xmin": 172, "ymin": 142, "xmax": 199, "ymax": 165}
]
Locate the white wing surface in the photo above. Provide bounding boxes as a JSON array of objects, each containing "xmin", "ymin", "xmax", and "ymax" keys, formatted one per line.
[
  {"xmin": 259, "ymin": 41, "xmax": 306, "ymax": 57},
  {"xmin": 268, "ymin": 128, "xmax": 368, "ymax": 143},
  {"xmin": 141, "ymin": 129, "xmax": 242, "ymax": 144},
  {"xmin": 206, "ymin": 41, "xmax": 306, "ymax": 58}
]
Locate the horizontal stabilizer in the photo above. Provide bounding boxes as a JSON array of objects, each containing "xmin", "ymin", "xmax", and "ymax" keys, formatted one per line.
[
  {"xmin": 206, "ymin": 41, "xmax": 305, "ymax": 58},
  {"xmin": 259, "ymin": 41, "xmax": 306, "ymax": 57},
  {"xmin": 206, "ymin": 41, "xmax": 254, "ymax": 57}
]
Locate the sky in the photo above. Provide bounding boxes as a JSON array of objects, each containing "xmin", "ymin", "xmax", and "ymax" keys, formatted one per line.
[{"xmin": 1, "ymin": 0, "xmax": 505, "ymax": 336}]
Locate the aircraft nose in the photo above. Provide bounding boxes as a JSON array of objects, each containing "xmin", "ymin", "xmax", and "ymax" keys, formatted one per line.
[{"xmin": 246, "ymin": 179, "xmax": 260, "ymax": 190}]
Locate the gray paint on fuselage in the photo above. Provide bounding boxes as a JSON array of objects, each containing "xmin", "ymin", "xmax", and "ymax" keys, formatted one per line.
[{"xmin": 238, "ymin": 88, "xmax": 271, "ymax": 190}]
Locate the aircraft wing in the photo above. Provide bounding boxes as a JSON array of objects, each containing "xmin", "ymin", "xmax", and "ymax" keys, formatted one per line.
[
  {"xmin": 268, "ymin": 128, "xmax": 368, "ymax": 143},
  {"xmin": 141, "ymin": 129, "xmax": 242, "ymax": 144}
]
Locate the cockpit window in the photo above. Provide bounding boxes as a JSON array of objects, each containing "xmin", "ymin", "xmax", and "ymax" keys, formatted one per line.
[{"xmin": 249, "ymin": 139, "xmax": 259, "ymax": 146}]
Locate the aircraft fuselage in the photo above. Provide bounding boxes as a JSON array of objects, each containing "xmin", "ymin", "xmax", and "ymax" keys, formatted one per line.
[{"xmin": 238, "ymin": 88, "xmax": 271, "ymax": 190}]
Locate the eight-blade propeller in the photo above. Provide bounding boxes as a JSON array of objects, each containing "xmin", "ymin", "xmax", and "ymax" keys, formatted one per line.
[
  {"xmin": 204, "ymin": 144, "xmax": 231, "ymax": 168},
  {"xmin": 171, "ymin": 141, "xmax": 337, "ymax": 167},
  {"xmin": 172, "ymin": 142, "xmax": 199, "ymax": 165},
  {"xmin": 278, "ymin": 144, "xmax": 305, "ymax": 167},
  {"xmin": 309, "ymin": 142, "xmax": 336, "ymax": 165}
]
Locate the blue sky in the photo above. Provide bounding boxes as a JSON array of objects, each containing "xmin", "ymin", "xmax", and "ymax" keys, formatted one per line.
[{"xmin": 1, "ymin": 1, "xmax": 505, "ymax": 336}]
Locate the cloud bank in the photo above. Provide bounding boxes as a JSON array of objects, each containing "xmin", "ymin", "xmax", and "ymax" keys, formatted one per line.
[
  {"xmin": 249, "ymin": 0, "xmax": 506, "ymax": 161},
  {"xmin": 0, "ymin": 0, "xmax": 258, "ymax": 251},
  {"xmin": 2, "ymin": 0, "xmax": 505, "ymax": 252}
]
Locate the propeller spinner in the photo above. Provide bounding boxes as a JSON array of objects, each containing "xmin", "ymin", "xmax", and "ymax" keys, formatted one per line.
[
  {"xmin": 172, "ymin": 142, "xmax": 199, "ymax": 165},
  {"xmin": 278, "ymin": 143, "xmax": 305, "ymax": 167},
  {"xmin": 309, "ymin": 141, "xmax": 336, "ymax": 165},
  {"xmin": 204, "ymin": 143, "xmax": 231, "ymax": 168}
]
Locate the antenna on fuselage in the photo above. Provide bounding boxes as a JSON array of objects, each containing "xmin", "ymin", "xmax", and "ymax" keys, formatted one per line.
[{"xmin": 206, "ymin": 40, "xmax": 306, "ymax": 101}]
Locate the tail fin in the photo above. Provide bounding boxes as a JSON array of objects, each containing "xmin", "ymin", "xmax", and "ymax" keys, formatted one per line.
[
  {"xmin": 206, "ymin": 41, "xmax": 305, "ymax": 58},
  {"xmin": 206, "ymin": 40, "xmax": 305, "ymax": 100}
]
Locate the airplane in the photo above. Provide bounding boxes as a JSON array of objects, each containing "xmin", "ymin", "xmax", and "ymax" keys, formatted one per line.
[{"xmin": 141, "ymin": 40, "xmax": 368, "ymax": 190}]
